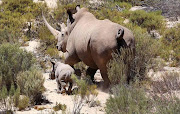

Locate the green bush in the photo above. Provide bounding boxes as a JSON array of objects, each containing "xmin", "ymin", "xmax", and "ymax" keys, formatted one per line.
[
  {"xmin": 155, "ymin": 97, "xmax": 180, "ymax": 114},
  {"xmin": 18, "ymin": 95, "xmax": 30, "ymax": 111},
  {"xmin": 17, "ymin": 67, "xmax": 45, "ymax": 105},
  {"xmin": 108, "ymin": 48, "xmax": 134, "ymax": 85},
  {"xmin": 45, "ymin": 47, "xmax": 59, "ymax": 58},
  {"xmin": 91, "ymin": 7, "xmax": 124, "ymax": 24},
  {"xmin": 0, "ymin": 0, "xmax": 42, "ymax": 43},
  {"xmin": 0, "ymin": 85, "xmax": 20, "ymax": 111},
  {"xmin": 38, "ymin": 25, "xmax": 57, "ymax": 54},
  {"xmin": 0, "ymin": 43, "xmax": 35, "ymax": 90},
  {"xmin": 108, "ymin": 25, "xmax": 160, "ymax": 85},
  {"xmin": 105, "ymin": 82, "xmax": 151, "ymax": 114},
  {"xmin": 106, "ymin": 77, "xmax": 180, "ymax": 114},
  {"xmin": 160, "ymin": 24, "xmax": 180, "ymax": 66},
  {"xmin": 53, "ymin": 102, "xmax": 67, "ymax": 111},
  {"xmin": 71, "ymin": 74, "xmax": 98, "ymax": 113},
  {"xmin": 129, "ymin": 10, "xmax": 165, "ymax": 32}
]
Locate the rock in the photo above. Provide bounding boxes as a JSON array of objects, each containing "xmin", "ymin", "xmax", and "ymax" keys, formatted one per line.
[
  {"xmin": 129, "ymin": 6, "xmax": 153, "ymax": 12},
  {"xmin": 115, "ymin": 4, "xmax": 124, "ymax": 12},
  {"xmin": 33, "ymin": 0, "xmax": 57, "ymax": 9},
  {"xmin": 89, "ymin": 0, "xmax": 104, "ymax": 5},
  {"xmin": 141, "ymin": 0, "xmax": 180, "ymax": 18},
  {"xmin": 123, "ymin": 19, "xmax": 129, "ymax": 24},
  {"xmin": 149, "ymin": 30, "xmax": 162, "ymax": 39},
  {"xmin": 166, "ymin": 17, "xmax": 180, "ymax": 28}
]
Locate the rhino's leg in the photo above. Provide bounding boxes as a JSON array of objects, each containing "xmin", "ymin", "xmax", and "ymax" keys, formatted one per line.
[
  {"xmin": 56, "ymin": 78, "xmax": 61, "ymax": 93},
  {"xmin": 60, "ymin": 81, "xmax": 67, "ymax": 94},
  {"xmin": 86, "ymin": 67, "xmax": 97, "ymax": 83},
  {"xmin": 99, "ymin": 68, "xmax": 110, "ymax": 90},
  {"xmin": 64, "ymin": 52, "xmax": 80, "ymax": 66},
  {"xmin": 67, "ymin": 80, "xmax": 73, "ymax": 95}
]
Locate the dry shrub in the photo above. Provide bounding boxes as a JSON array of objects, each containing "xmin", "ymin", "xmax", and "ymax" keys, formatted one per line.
[
  {"xmin": 129, "ymin": 10, "xmax": 165, "ymax": 32},
  {"xmin": 151, "ymin": 72, "xmax": 180, "ymax": 96},
  {"xmin": 17, "ymin": 67, "xmax": 45, "ymax": 105},
  {"xmin": 71, "ymin": 74, "xmax": 98, "ymax": 114},
  {"xmin": 53, "ymin": 102, "xmax": 67, "ymax": 112},
  {"xmin": 0, "ymin": 43, "xmax": 35, "ymax": 90},
  {"xmin": 18, "ymin": 95, "xmax": 29, "ymax": 111},
  {"xmin": 105, "ymin": 79, "xmax": 152, "ymax": 114},
  {"xmin": 108, "ymin": 25, "xmax": 160, "ymax": 85},
  {"xmin": 160, "ymin": 24, "xmax": 180, "ymax": 66},
  {"xmin": 149, "ymin": 72, "xmax": 180, "ymax": 114}
]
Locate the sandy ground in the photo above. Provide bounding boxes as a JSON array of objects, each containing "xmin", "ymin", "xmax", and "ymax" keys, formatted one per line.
[
  {"xmin": 18, "ymin": 40, "xmax": 109, "ymax": 114},
  {"xmin": 20, "ymin": 40, "xmax": 40, "ymax": 53}
]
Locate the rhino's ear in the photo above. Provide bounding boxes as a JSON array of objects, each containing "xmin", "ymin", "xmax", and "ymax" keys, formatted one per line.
[
  {"xmin": 60, "ymin": 23, "xmax": 66, "ymax": 30},
  {"xmin": 67, "ymin": 9, "xmax": 75, "ymax": 24},
  {"xmin": 50, "ymin": 60, "xmax": 55, "ymax": 66},
  {"xmin": 75, "ymin": 5, "xmax": 80, "ymax": 11}
]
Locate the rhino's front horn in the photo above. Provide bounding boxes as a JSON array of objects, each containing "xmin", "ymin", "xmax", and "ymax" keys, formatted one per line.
[{"xmin": 42, "ymin": 12, "xmax": 61, "ymax": 39}]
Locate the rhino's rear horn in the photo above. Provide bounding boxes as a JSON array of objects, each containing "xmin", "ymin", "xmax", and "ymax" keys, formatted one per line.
[{"xmin": 116, "ymin": 28, "xmax": 124, "ymax": 39}]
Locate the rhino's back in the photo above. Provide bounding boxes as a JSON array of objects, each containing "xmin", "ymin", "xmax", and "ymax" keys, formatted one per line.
[{"xmin": 55, "ymin": 64, "xmax": 74, "ymax": 78}]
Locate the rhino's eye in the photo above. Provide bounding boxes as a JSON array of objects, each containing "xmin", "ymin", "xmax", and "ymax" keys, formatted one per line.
[{"xmin": 62, "ymin": 33, "xmax": 64, "ymax": 37}]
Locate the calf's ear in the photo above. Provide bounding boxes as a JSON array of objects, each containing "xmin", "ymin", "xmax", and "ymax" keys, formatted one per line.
[
  {"xmin": 75, "ymin": 5, "xmax": 80, "ymax": 11},
  {"xmin": 50, "ymin": 60, "xmax": 55, "ymax": 66}
]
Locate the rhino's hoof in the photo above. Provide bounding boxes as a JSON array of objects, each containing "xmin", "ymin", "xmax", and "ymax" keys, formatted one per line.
[{"xmin": 60, "ymin": 90, "xmax": 66, "ymax": 94}]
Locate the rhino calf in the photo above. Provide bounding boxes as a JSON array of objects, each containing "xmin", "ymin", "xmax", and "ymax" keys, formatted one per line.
[{"xmin": 50, "ymin": 61, "xmax": 75, "ymax": 94}]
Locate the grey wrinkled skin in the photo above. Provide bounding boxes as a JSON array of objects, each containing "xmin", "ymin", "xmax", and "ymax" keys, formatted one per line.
[{"xmin": 50, "ymin": 61, "xmax": 74, "ymax": 94}]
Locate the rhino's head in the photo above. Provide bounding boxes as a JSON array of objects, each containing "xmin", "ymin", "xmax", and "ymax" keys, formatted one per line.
[
  {"xmin": 50, "ymin": 61, "xmax": 56, "ymax": 79},
  {"xmin": 56, "ymin": 23, "xmax": 69, "ymax": 52},
  {"xmin": 49, "ymin": 60, "xmax": 62, "ymax": 79},
  {"xmin": 42, "ymin": 13, "xmax": 69, "ymax": 52}
]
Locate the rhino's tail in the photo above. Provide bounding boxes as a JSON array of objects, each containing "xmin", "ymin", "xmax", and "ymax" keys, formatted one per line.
[
  {"xmin": 116, "ymin": 28, "xmax": 127, "ymax": 50},
  {"xmin": 116, "ymin": 28, "xmax": 124, "ymax": 39}
]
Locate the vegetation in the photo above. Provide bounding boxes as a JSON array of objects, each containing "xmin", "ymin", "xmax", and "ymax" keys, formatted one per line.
[
  {"xmin": 0, "ymin": 0, "xmax": 42, "ymax": 43},
  {"xmin": 106, "ymin": 76, "xmax": 180, "ymax": 114},
  {"xmin": 0, "ymin": 43, "xmax": 44, "ymax": 110},
  {"xmin": 106, "ymin": 81, "xmax": 151, "ymax": 114},
  {"xmin": 160, "ymin": 24, "xmax": 180, "ymax": 66},
  {"xmin": 0, "ymin": 43, "xmax": 35, "ymax": 90},
  {"xmin": 129, "ymin": 10, "xmax": 165, "ymax": 32},
  {"xmin": 71, "ymin": 74, "xmax": 98, "ymax": 114},
  {"xmin": 0, "ymin": 0, "xmax": 179, "ymax": 113},
  {"xmin": 108, "ymin": 25, "xmax": 160, "ymax": 85},
  {"xmin": 18, "ymin": 95, "xmax": 29, "ymax": 111},
  {"xmin": 53, "ymin": 102, "xmax": 67, "ymax": 112},
  {"xmin": 17, "ymin": 67, "xmax": 45, "ymax": 105},
  {"xmin": 0, "ymin": 84, "xmax": 20, "ymax": 112}
]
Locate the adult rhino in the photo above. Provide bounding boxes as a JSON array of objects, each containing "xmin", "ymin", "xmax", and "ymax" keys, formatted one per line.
[{"xmin": 43, "ymin": 6, "xmax": 135, "ymax": 89}]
